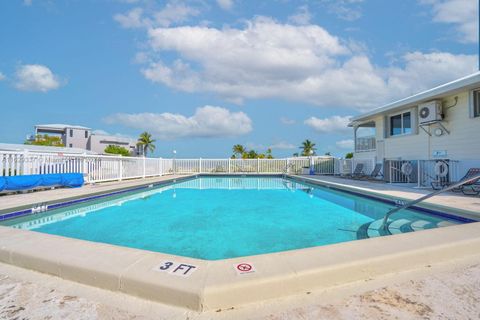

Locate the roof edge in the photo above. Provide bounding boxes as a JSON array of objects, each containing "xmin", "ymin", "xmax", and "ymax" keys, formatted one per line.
[{"xmin": 350, "ymin": 71, "xmax": 480, "ymax": 124}]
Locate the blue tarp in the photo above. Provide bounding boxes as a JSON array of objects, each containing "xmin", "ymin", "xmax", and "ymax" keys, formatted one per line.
[
  {"xmin": 40, "ymin": 174, "xmax": 63, "ymax": 187},
  {"xmin": 2, "ymin": 173, "xmax": 84, "ymax": 192},
  {"xmin": 60, "ymin": 173, "xmax": 84, "ymax": 188}
]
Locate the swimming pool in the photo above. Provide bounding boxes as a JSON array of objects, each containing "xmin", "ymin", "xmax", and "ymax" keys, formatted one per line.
[{"xmin": 0, "ymin": 176, "xmax": 467, "ymax": 260}]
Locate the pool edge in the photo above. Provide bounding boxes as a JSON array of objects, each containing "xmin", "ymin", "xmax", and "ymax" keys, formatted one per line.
[{"xmin": 1, "ymin": 222, "xmax": 480, "ymax": 311}]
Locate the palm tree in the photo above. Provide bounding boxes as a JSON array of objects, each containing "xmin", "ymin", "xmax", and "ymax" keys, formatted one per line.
[
  {"xmin": 266, "ymin": 148, "xmax": 273, "ymax": 159},
  {"xmin": 232, "ymin": 144, "xmax": 246, "ymax": 158},
  {"xmin": 137, "ymin": 132, "xmax": 156, "ymax": 157},
  {"xmin": 300, "ymin": 139, "xmax": 316, "ymax": 156},
  {"xmin": 247, "ymin": 150, "xmax": 258, "ymax": 159}
]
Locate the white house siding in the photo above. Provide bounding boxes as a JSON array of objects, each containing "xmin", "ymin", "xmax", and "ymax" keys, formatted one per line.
[
  {"xmin": 355, "ymin": 91, "xmax": 480, "ymax": 161},
  {"xmin": 428, "ymin": 93, "xmax": 480, "ymax": 160},
  {"xmin": 354, "ymin": 90, "xmax": 480, "ymax": 179}
]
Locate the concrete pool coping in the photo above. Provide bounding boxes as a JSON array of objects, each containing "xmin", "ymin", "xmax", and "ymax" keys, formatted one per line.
[
  {"xmin": 1, "ymin": 222, "xmax": 480, "ymax": 311},
  {"xmin": 1, "ymin": 174, "xmax": 480, "ymax": 311}
]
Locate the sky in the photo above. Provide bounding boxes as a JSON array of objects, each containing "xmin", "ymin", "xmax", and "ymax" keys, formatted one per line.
[{"xmin": 0, "ymin": 0, "xmax": 478, "ymax": 158}]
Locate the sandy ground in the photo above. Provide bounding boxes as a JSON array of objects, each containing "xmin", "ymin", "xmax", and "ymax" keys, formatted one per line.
[{"xmin": 1, "ymin": 255, "xmax": 479, "ymax": 320}]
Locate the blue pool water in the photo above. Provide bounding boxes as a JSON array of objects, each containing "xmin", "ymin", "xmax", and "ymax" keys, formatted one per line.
[{"xmin": 1, "ymin": 176, "xmax": 464, "ymax": 260}]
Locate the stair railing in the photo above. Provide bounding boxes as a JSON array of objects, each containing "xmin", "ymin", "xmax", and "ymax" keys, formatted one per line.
[{"xmin": 381, "ymin": 174, "xmax": 480, "ymax": 229}]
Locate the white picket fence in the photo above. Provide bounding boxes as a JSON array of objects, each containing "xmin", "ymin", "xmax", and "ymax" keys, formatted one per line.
[{"xmin": 0, "ymin": 151, "xmax": 343, "ymax": 184}]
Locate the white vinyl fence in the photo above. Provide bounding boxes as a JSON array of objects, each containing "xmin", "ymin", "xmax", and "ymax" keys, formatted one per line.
[{"xmin": 0, "ymin": 151, "xmax": 342, "ymax": 184}]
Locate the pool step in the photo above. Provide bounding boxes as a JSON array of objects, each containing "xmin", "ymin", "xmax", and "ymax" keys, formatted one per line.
[
  {"xmin": 437, "ymin": 220, "xmax": 455, "ymax": 228},
  {"xmin": 410, "ymin": 220, "xmax": 431, "ymax": 231},
  {"xmin": 358, "ymin": 217, "xmax": 455, "ymax": 240},
  {"xmin": 366, "ymin": 219, "xmax": 391, "ymax": 238},
  {"xmin": 387, "ymin": 219, "xmax": 413, "ymax": 235}
]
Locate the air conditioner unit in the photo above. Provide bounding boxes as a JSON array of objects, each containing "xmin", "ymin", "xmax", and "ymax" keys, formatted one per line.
[{"xmin": 418, "ymin": 100, "xmax": 443, "ymax": 124}]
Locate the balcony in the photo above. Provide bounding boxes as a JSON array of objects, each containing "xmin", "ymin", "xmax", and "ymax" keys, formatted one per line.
[{"xmin": 355, "ymin": 136, "xmax": 376, "ymax": 152}]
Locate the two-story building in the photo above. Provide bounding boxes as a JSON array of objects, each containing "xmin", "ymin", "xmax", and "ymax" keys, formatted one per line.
[
  {"xmin": 350, "ymin": 72, "xmax": 480, "ymax": 186},
  {"xmin": 31, "ymin": 124, "xmax": 140, "ymax": 155}
]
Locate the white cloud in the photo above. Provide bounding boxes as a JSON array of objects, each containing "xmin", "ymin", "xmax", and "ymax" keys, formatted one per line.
[
  {"xmin": 336, "ymin": 139, "xmax": 354, "ymax": 149},
  {"xmin": 288, "ymin": 5, "xmax": 312, "ymax": 25},
  {"xmin": 139, "ymin": 17, "xmax": 476, "ymax": 111},
  {"xmin": 154, "ymin": 2, "xmax": 200, "ymax": 27},
  {"xmin": 92, "ymin": 129, "xmax": 135, "ymax": 139},
  {"xmin": 23, "ymin": 0, "xmax": 32, "ymax": 6},
  {"xmin": 269, "ymin": 142, "xmax": 297, "ymax": 150},
  {"xmin": 114, "ymin": 8, "xmax": 148, "ymax": 29},
  {"xmin": 280, "ymin": 117, "xmax": 296, "ymax": 125},
  {"xmin": 321, "ymin": 0, "xmax": 364, "ymax": 21},
  {"xmin": 421, "ymin": 0, "xmax": 478, "ymax": 43},
  {"xmin": 304, "ymin": 115, "xmax": 352, "ymax": 133},
  {"xmin": 106, "ymin": 105, "xmax": 252, "ymax": 140},
  {"xmin": 14, "ymin": 64, "xmax": 61, "ymax": 92},
  {"xmin": 0, "ymin": 72, "xmax": 5, "ymax": 81},
  {"xmin": 217, "ymin": 0, "xmax": 234, "ymax": 11},
  {"xmin": 386, "ymin": 51, "xmax": 476, "ymax": 96},
  {"xmin": 114, "ymin": 2, "xmax": 200, "ymax": 29}
]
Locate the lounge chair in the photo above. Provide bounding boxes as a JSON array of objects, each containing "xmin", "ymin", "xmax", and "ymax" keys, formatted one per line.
[
  {"xmin": 432, "ymin": 168, "xmax": 480, "ymax": 194},
  {"xmin": 363, "ymin": 163, "xmax": 383, "ymax": 181},
  {"xmin": 451, "ymin": 168, "xmax": 480, "ymax": 195},
  {"xmin": 344, "ymin": 163, "xmax": 364, "ymax": 179}
]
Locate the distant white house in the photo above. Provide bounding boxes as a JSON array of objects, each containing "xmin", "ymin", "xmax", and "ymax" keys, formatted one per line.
[
  {"xmin": 349, "ymin": 71, "xmax": 480, "ymax": 184},
  {"xmin": 28, "ymin": 124, "xmax": 140, "ymax": 155}
]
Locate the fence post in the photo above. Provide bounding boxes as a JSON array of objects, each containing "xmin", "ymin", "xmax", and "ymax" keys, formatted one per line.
[
  {"xmin": 286, "ymin": 158, "xmax": 290, "ymax": 174},
  {"xmin": 257, "ymin": 158, "xmax": 260, "ymax": 173},
  {"xmin": 417, "ymin": 161, "xmax": 421, "ymax": 188},
  {"xmin": 199, "ymin": 158, "xmax": 202, "ymax": 173},
  {"xmin": 82, "ymin": 153, "xmax": 88, "ymax": 183},
  {"xmin": 22, "ymin": 149, "xmax": 29, "ymax": 175},
  {"xmin": 228, "ymin": 158, "xmax": 231, "ymax": 173},
  {"xmin": 159, "ymin": 157, "xmax": 162, "ymax": 176},
  {"xmin": 389, "ymin": 162, "xmax": 393, "ymax": 184},
  {"xmin": 119, "ymin": 157, "xmax": 123, "ymax": 181},
  {"xmin": 143, "ymin": 157, "xmax": 146, "ymax": 178}
]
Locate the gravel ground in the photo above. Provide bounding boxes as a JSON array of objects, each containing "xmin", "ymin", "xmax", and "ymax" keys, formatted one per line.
[{"xmin": 0, "ymin": 258, "xmax": 479, "ymax": 320}]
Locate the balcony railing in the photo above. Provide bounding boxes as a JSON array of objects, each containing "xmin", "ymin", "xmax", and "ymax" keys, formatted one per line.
[{"xmin": 355, "ymin": 136, "xmax": 376, "ymax": 152}]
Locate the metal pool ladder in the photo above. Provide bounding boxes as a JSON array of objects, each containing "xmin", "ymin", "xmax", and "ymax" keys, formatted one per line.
[
  {"xmin": 381, "ymin": 173, "xmax": 480, "ymax": 229},
  {"xmin": 282, "ymin": 162, "xmax": 295, "ymax": 179}
]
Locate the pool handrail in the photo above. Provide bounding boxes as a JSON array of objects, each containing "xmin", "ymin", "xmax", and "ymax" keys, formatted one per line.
[{"xmin": 381, "ymin": 173, "xmax": 480, "ymax": 229}]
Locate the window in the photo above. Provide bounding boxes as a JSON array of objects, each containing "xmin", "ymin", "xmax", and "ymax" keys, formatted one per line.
[
  {"xmin": 85, "ymin": 130, "xmax": 88, "ymax": 138},
  {"xmin": 473, "ymin": 90, "xmax": 480, "ymax": 117},
  {"xmin": 389, "ymin": 112, "xmax": 412, "ymax": 136},
  {"xmin": 69, "ymin": 129, "xmax": 73, "ymax": 137},
  {"xmin": 69, "ymin": 143, "xmax": 73, "ymax": 148}
]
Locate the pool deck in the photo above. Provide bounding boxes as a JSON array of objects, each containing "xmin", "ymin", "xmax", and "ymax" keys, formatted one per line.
[
  {"xmin": 0, "ymin": 174, "xmax": 480, "ymax": 317},
  {"xmin": 1, "ymin": 251, "xmax": 479, "ymax": 319}
]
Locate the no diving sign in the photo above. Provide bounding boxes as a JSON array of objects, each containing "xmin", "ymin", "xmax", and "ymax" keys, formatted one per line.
[{"xmin": 234, "ymin": 262, "xmax": 256, "ymax": 275}]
